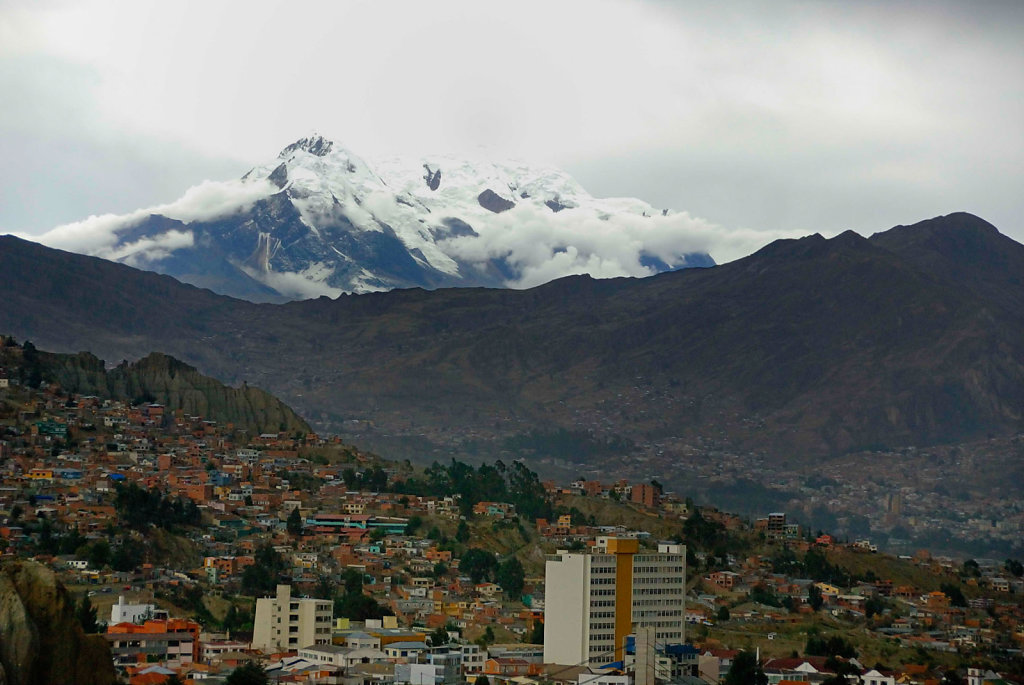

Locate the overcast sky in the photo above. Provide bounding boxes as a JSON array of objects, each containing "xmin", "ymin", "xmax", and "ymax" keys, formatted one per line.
[{"xmin": 2, "ymin": 0, "xmax": 1022, "ymax": 260}]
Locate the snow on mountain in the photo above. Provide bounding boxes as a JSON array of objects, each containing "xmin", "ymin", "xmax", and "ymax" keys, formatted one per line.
[{"xmin": 29, "ymin": 135, "xmax": 717, "ymax": 301}]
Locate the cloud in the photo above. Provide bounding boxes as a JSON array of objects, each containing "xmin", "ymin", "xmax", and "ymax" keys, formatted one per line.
[
  {"xmin": 106, "ymin": 230, "xmax": 194, "ymax": 267},
  {"xmin": 21, "ymin": 178, "xmax": 276, "ymax": 255},
  {"xmin": 438, "ymin": 203, "xmax": 796, "ymax": 289},
  {"xmin": 238, "ymin": 265, "xmax": 346, "ymax": 300}
]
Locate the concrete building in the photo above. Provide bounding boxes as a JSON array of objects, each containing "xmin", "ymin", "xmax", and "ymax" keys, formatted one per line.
[
  {"xmin": 543, "ymin": 538, "xmax": 686, "ymax": 666},
  {"xmin": 110, "ymin": 595, "xmax": 166, "ymax": 625},
  {"xmin": 252, "ymin": 584, "xmax": 333, "ymax": 652}
]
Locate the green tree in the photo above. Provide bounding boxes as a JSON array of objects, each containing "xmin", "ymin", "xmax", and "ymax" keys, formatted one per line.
[
  {"xmin": 496, "ymin": 557, "xmax": 525, "ymax": 598},
  {"xmin": 334, "ymin": 592, "xmax": 391, "ymax": 621},
  {"xmin": 461, "ymin": 548, "xmax": 498, "ymax": 585},
  {"xmin": 941, "ymin": 670, "xmax": 964, "ymax": 685},
  {"xmin": 313, "ymin": 575, "xmax": 334, "ymax": 600},
  {"xmin": 808, "ymin": 584, "xmax": 824, "ymax": 611},
  {"xmin": 429, "ymin": 625, "xmax": 451, "ymax": 647},
  {"xmin": 455, "ymin": 520, "xmax": 470, "ymax": 543},
  {"xmin": 725, "ymin": 650, "xmax": 767, "ymax": 685},
  {"xmin": 405, "ymin": 515, "xmax": 423, "ymax": 535},
  {"xmin": 225, "ymin": 662, "xmax": 269, "ymax": 685},
  {"xmin": 241, "ymin": 545, "xmax": 286, "ymax": 595},
  {"xmin": 939, "ymin": 583, "xmax": 967, "ymax": 607},
  {"xmin": 476, "ymin": 676, "xmax": 491, "ymax": 685},
  {"xmin": 527, "ymin": 620, "xmax": 544, "ymax": 644},
  {"xmin": 77, "ymin": 594, "xmax": 100, "ymax": 633},
  {"xmin": 864, "ymin": 595, "xmax": 886, "ymax": 619},
  {"xmin": 342, "ymin": 568, "xmax": 364, "ymax": 595},
  {"xmin": 717, "ymin": 606, "xmax": 730, "ymax": 622},
  {"xmin": 822, "ymin": 659, "xmax": 861, "ymax": 685},
  {"xmin": 286, "ymin": 507, "xmax": 303, "ymax": 535},
  {"xmin": 805, "ymin": 635, "xmax": 857, "ymax": 659},
  {"xmin": 88, "ymin": 539, "xmax": 111, "ymax": 569},
  {"xmin": 433, "ymin": 562, "xmax": 449, "ymax": 580}
]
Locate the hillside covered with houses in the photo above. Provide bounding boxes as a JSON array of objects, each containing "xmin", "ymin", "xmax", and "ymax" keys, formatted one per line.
[{"xmin": 1, "ymin": 337, "xmax": 1023, "ymax": 684}]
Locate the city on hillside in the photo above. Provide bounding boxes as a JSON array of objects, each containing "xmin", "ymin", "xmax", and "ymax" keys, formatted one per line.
[{"xmin": 1, "ymin": 344, "xmax": 1023, "ymax": 684}]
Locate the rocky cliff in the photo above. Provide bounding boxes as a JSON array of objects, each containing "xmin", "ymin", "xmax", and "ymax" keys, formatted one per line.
[
  {"xmin": 2, "ymin": 340, "xmax": 310, "ymax": 435},
  {"xmin": 0, "ymin": 560, "xmax": 116, "ymax": 685}
]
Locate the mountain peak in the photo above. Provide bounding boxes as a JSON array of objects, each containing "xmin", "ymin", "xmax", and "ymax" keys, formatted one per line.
[
  {"xmin": 279, "ymin": 134, "xmax": 335, "ymax": 158},
  {"xmin": 32, "ymin": 136, "xmax": 717, "ymax": 301}
]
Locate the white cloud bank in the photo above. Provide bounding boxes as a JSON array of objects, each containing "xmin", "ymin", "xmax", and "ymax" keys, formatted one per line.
[
  {"xmin": 438, "ymin": 203, "xmax": 791, "ymax": 289},
  {"xmin": 20, "ymin": 178, "xmax": 276, "ymax": 261}
]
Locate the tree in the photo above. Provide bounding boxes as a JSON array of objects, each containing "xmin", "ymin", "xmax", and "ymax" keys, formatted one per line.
[
  {"xmin": 286, "ymin": 507, "xmax": 303, "ymax": 535},
  {"xmin": 940, "ymin": 583, "xmax": 967, "ymax": 607},
  {"xmin": 241, "ymin": 545, "xmax": 286, "ymax": 595},
  {"xmin": 527, "ymin": 620, "xmax": 544, "ymax": 644},
  {"xmin": 225, "ymin": 662, "xmax": 269, "ymax": 685},
  {"xmin": 313, "ymin": 575, "xmax": 334, "ymax": 600},
  {"xmin": 334, "ymin": 592, "xmax": 392, "ymax": 621},
  {"xmin": 433, "ymin": 562, "xmax": 449, "ymax": 580},
  {"xmin": 717, "ymin": 606, "xmax": 730, "ymax": 622},
  {"xmin": 77, "ymin": 594, "xmax": 99, "ymax": 633},
  {"xmin": 476, "ymin": 676, "xmax": 491, "ymax": 685},
  {"xmin": 496, "ymin": 557, "xmax": 525, "ymax": 598},
  {"xmin": 429, "ymin": 625, "xmax": 451, "ymax": 647},
  {"xmin": 342, "ymin": 568, "xmax": 364, "ymax": 595},
  {"xmin": 461, "ymin": 548, "xmax": 498, "ymax": 585},
  {"xmin": 455, "ymin": 520, "xmax": 470, "ymax": 543},
  {"xmin": 405, "ymin": 515, "xmax": 423, "ymax": 535},
  {"xmin": 864, "ymin": 595, "xmax": 886, "ymax": 619},
  {"xmin": 88, "ymin": 539, "xmax": 111, "ymax": 569},
  {"xmin": 808, "ymin": 584, "xmax": 824, "ymax": 611},
  {"xmin": 805, "ymin": 635, "xmax": 857, "ymax": 659},
  {"xmin": 725, "ymin": 651, "xmax": 767, "ymax": 685},
  {"xmin": 822, "ymin": 659, "xmax": 861, "ymax": 685},
  {"xmin": 941, "ymin": 670, "xmax": 964, "ymax": 685}
]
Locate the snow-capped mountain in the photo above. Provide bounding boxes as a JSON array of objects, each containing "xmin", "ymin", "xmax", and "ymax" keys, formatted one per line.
[{"xmin": 34, "ymin": 135, "xmax": 716, "ymax": 301}]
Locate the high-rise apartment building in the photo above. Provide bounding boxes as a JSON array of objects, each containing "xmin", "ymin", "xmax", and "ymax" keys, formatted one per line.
[
  {"xmin": 543, "ymin": 537, "xmax": 686, "ymax": 666},
  {"xmin": 252, "ymin": 584, "xmax": 333, "ymax": 652}
]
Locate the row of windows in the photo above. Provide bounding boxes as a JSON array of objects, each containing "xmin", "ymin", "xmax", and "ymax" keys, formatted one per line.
[
  {"xmin": 633, "ymin": 609, "xmax": 683, "ymax": 618},
  {"xmin": 590, "ymin": 600, "xmax": 615, "ymax": 608},
  {"xmin": 590, "ymin": 588, "xmax": 615, "ymax": 596},
  {"xmin": 633, "ymin": 565, "xmax": 685, "ymax": 573},
  {"xmin": 592, "ymin": 566, "xmax": 616, "ymax": 574},
  {"xmin": 591, "ymin": 611, "xmax": 615, "ymax": 619},
  {"xmin": 591, "ymin": 622, "xmax": 615, "ymax": 630},
  {"xmin": 633, "ymin": 598, "xmax": 684, "ymax": 606},
  {"xmin": 637, "ymin": 620, "xmax": 684, "ymax": 628},
  {"xmin": 634, "ymin": 576, "xmax": 684, "ymax": 584},
  {"xmin": 590, "ymin": 577, "xmax": 616, "ymax": 585},
  {"xmin": 634, "ymin": 587, "xmax": 684, "ymax": 595}
]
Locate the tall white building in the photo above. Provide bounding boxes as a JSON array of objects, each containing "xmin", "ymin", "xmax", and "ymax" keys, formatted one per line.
[
  {"xmin": 543, "ymin": 538, "xmax": 685, "ymax": 666},
  {"xmin": 252, "ymin": 584, "xmax": 333, "ymax": 652}
]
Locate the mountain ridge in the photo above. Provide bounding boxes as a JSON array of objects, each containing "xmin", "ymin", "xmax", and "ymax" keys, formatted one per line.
[{"xmin": 1, "ymin": 212, "xmax": 1021, "ymax": 470}]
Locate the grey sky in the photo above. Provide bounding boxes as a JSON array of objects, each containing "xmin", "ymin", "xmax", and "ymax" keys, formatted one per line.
[{"xmin": 1, "ymin": 0, "xmax": 1021, "ymax": 259}]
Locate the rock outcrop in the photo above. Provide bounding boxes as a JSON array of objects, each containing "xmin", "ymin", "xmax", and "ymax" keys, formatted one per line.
[
  {"xmin": 0, "ymin": 560, "xmax": 116, "ymax": 685},
  {"xmin": 1, "ymin": 341, "xmax": 310, "ymax": 436}
]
